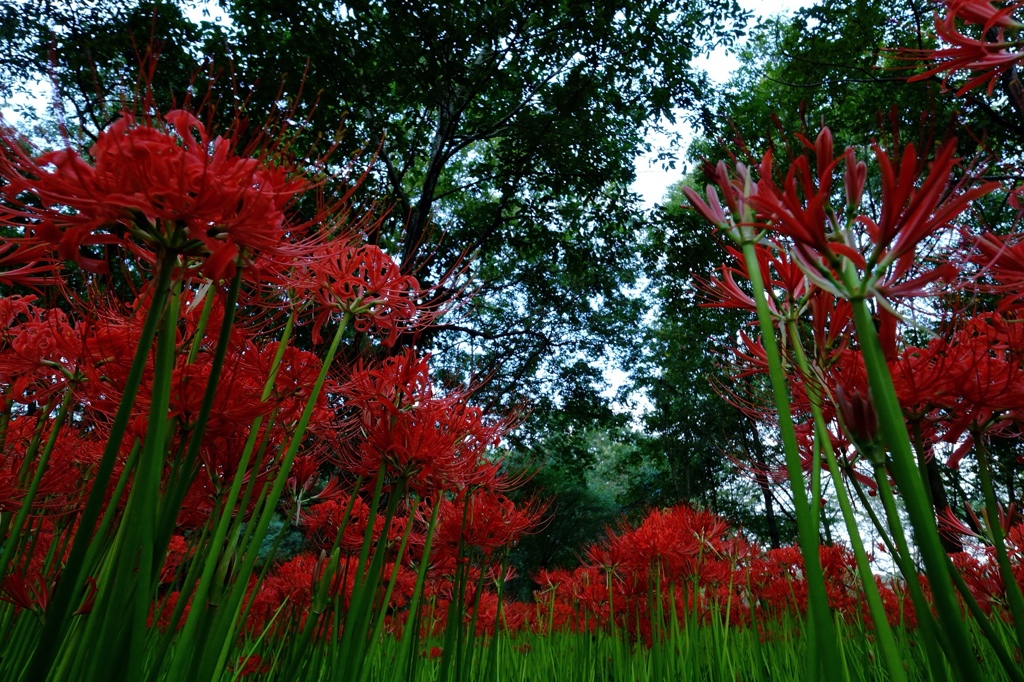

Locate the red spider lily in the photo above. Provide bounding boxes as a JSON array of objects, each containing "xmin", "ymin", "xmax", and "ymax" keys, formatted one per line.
[
  {"xmin": 753, "ymin": 131, "xmax": 996, "ymax": 300},
  {"xmin": 0, "ymin": 469, "xmax": 22, "ymax": 513},
  {"xmin": 889, "ymin": 340, "xmax": 957, "ymax": 421},
  {"xmin": 263, "ymin": 344, "xmax": 333, "ymax": 426},
  {"xmin": 0, "ymin": 569, "xmax": 52, "ymax": 613},
  {"xmin": 950, "ymin": 551, "xmax": 1006, "ymax": 613},
  {"xmin": 697, "ymin": 243, "xmax": 809, "ymax": 315},
  {"xmin": 245, "ymin": 551, "xmax": 417, "ymax": 634},
  {"xmin": 604, "ymin": 506, "xmax": 734, "ymax": 584},
  {"xmin": 335, "ymin": 349, "xmax": 507, "ymax": 493},
  {"xmin": 348, "ymin": 399, "xmax": 499, "ymax": 494},
  {"xmin": 950, "ymin": 0, "xmax": 1024, "ymax": 28},
  {"xmin": 906, "ymin": 0, "xmax": 1024, "ymax": 95},
  {"xmin": 433, "ymin": 489, "xmax": 545, "ymax": 561},
  {"xmin": 166, "ymin": 357, "xmax": 270, "ymax": 429},
  {"xmin": 160, "ymin": 535, "xmax": 192, "ymax": 585},
  {"xmin": 866, "ymin": 140, "xmax": 995, "ymax": 269},
  {"xmin": 0, "ymin": 304, "xmax": 84, "ymax": 405},
  {"xmin": 752, "ymin": 132, "xmax": 867, "ymax": 270},
  {"xmin": 732, "ymin": 331, "xmax": 771, "ymax": 378},
  {"xmin": 0, "ymin": 109, "xmax": 313, "ymax": 279},
  {"xmin": 755, "ymin": 241, "xmax": 811, "ymax": 304},
  {"xmin": 967, "ymin": 231, "xmax": 1024, "ymax": 309},
  {"xmin": 835, "ymin": 384, "xmax": 880, "ymax": 452},
  {"xmin": 965, "ymin": 499, "xmax": 1021, "ymax": 539},
  {"xmin": 0, "ymin": 242, "xmax": 60, "ymax": 289},
  {"xmin": 0, "ymin": 416, "xmax": 103, "ymax": 512},
  {"xmin": 695, "ymin": 264, "xmax": 757, "ymax": 312},
  {"xmin": 297, "ymin": 243, "xmax": 436, "ymax": 346},
  {"xmin": 342, "ymin": 349, "xmax": 434, "ymax": 413},
  {"xmin": 691, "ymin": 129, "xmax": 992, "ymax": 313},
  {"xmin": 681, "ymin": 160, "xmax": 761, "ymax": 243},
  {"xmin": 797, "ymin": 418, "xmax": 880, "ymax": 494},
  {"xmin": 301, "ymin": 494, "xmax": 381, "ymax": 554},
  {"xmin": 806, "ymin": 289, "xmax": 854, "ymax": 360},
  {"xmin": 935, "ymin": 320, "xmax": 1024, "ymax": 466}
]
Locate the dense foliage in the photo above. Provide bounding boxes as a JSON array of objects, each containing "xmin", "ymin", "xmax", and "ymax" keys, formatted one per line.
[{"xmin": 4, "ymin": 0, "xmax": 1024, "ymax": 679}]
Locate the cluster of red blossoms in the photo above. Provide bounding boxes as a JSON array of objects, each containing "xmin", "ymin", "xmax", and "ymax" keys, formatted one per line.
[
  {"xmin": 205, "ymin": 505, "xmax": 929, "ymax": 646},
  {"xmin": 905, "ymin": 0, "xmax": 1024, "ymax": 95},
  {"xmin": 0, "ymin": 103, "xmax": 544, "ymax": 649},
  {"xmin": 528, "ymin": 505, "xmax": 915, "ymax": 644}
]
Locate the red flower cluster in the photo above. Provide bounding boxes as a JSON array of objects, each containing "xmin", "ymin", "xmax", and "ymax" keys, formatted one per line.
[
  {"xmin": 0, "ymin": 111, "xmax": 311, "ymax": 280},
  {"xmin": 906, "ymin": 0, "xmax": 1024, "ymax": 95},
  {"xmin": 0, "ymin": 98, "xmax": 539, "ymax": 663},
  {"xmin": 529, "ymin": 505, "xmax": 922, "ymax": 643}
]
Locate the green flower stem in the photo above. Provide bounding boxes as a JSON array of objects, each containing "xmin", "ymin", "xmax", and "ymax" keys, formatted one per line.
[
  {"xmin": 126, "ymin": 280, "xmax": 182, "ymax": 678},
  {"xmin": 79, "ymin": 281, "xmax": 182, "ymax": 682},
  {"xmin": 146, "ymin": 516, "xmax": 213, "ymax": 675},
  {"xmin": 398, "ymin": 495, "xmax": 442, "ymax": 682},
  {"xmin": 947, "ymin": 557, "xmax": 1024, "ymax": 682},
  {"xmin": 452, "ymin": 564, "xmax": 487, "ymax": 682},
  {"xmin": 209, "ymin": 315, "xmax": 295, "ymax": 581},
  {"xmin": 25, "ymin": 250, "xmax": 177, "ymax": 682},
  {"xmin": 483, "ymin": 555, "xmax": 509, "ymax": 682},
  {"xmin": 153, "ymin": 313, "xmax": 290, "ymax": 678},
  {"xmin": 784, "ymin": 320, "xmax": 907, "ymax": 682},
  {"xmin": 869, "ymin": 462, "xmax": 950, "ymax": 681},
  {"xmin": 909, "ymin": 423, "xmax": 935, "ymax": 508},
  {"xmin": 848, "ymin": 296, "xmax": 982, "ymax": 679},
  {"xmin": 739, "ymin": 240, "xmax": 837, "ymax": 678},
  {"xmin": 439, "ymin": 497, "xmax": 475, "ymax": 682},
  {"xmin": 0, "ymin": 388, "xmax": 74, "ymax": 580},
  {"xmin": 338, "ymin": 474, "xmax": 405, "ymax": 682},
  {"xmin": 846, "ymin": 474, "xmax": 899, "ymax": 562},
  {"xmin": 47, "ymin": 439, "xmax": 141, "ymax": 682},
  {"xmin": 973, "ymin": 434, "xmax": 1024, "ymax": 650},
  {"xmin": 359, "ymin": 498, "xmax": 418, "ymax": 682},
  {"xmin": 158, "ymin": 270, "xmax": 243, "ymax": 555},
  {"xmin": 15, "ymin": 395, "xmax": 58, "ymax": 483},
  {"xmin": 285, "ymin": 486, "xmax": 363, "ymax": 678},
  {"xmin": 167, "ymin": 312, "xmax": 350, "ymax": 682},
  {"xmin": 186, "ymin": 283, "xmax": 217, "ymax": 364}
]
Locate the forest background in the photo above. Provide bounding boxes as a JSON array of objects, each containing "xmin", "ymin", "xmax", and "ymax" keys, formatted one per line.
[{"xmin": 3, "ymin": 0, "xmax": 1016, "ymax": 600}]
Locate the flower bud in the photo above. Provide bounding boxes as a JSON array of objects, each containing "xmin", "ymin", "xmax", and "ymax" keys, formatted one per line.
[{"xmin": 835, "ymin": 385, "xmax": 883, "ymax": 463}]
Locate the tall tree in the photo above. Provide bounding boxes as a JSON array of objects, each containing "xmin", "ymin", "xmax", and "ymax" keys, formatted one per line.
[
  {"xmin": 0, "ymin": 0, "xmax": 749, "ymax": 415},
  {"xmin": 671, "ymin": 0, "xmax": 1024, "ymax": 549},
  {"xmin": 622, "ymin": 180, "xmax": 794, "ymax": 544}
]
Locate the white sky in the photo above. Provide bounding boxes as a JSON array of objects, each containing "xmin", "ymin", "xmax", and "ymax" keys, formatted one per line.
[{"xmin": 630, "ymin": 0, "xmax": 815, "ymax": 207}]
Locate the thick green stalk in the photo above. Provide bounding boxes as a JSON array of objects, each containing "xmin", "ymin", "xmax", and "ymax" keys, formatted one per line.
[
  {"xmin": 25, "ymin": 251, "xmax": 176, "ymax": 682},
  {"xmin": 0, "ymin": 389, "xmax": 74, "ymax": 580},
  {"xmin": 849, "ymin": 297, "xmax": 982, "ymax": 679},
  {"xmin": 77, "ymin": 283, "xmax": 182, "ymax": 682},
  {"xmin": 338, "ymin": 474, "xmax": 405, "ymax": 682},
  {"xmin": 871, "ymin": 461, "xmax": 951, "ymax": 673},
  {"xmin": 286, "ymin": 477, "xmax": 364, "ymax": 677},
  {"xmin": 973, "ymin": 435, "xmax": 1024, "ymax": 651},
  {"xmin": 126, "ymin": 281, "xmax": 181, "ymax": 679},
  {"xmin": 186, "ymin": 283, "xmax": 217, "ymax": 364},
  {"xmin": 785, "ymin": 320, "xmax": 907, "ymax": 682},
  {"xmin": 166, "ymin": 312, "xmax": 350, "ymax": 682},
  {"xmin": 950, "ymin": 562, "xmax": 1024, "ymax": 682},
  {"xmin": 15, "ymin": 395, "xmax": 58, "ymax": 483},
  {"xmin": 438, "ymin": 498, "xmax": 475, "ymax": 682},
  {"xmin": 157, "ymin": 271, "xmax": 243, "ymax": 554},
  {"xmin": 739, "ymin": 240, "xmax": 836, "ymax": 678},
  {"xmin": 358, "ymin": 499, "xmax": 418, "ymax": 682},
  {"xmin": 398, "ymin": 496, "xmax": 442, "ymax": 682},
  {"xmin": 47, "ymin": 441, "xmax": 141, "ymax": 682}
]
